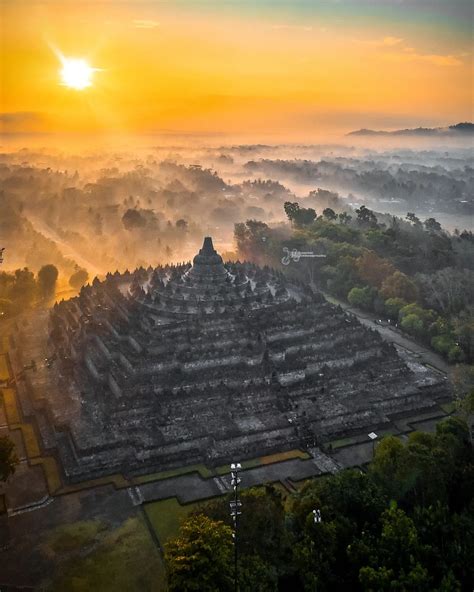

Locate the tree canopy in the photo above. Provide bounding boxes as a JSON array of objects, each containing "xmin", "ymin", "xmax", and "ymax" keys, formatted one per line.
[
  {"xmin": 0, "ymin": 435, "xmax": 19, "ymax": 482},
  {"xmin": 166, "ymin": 417, "xmax": 474, "ymax": 591}
]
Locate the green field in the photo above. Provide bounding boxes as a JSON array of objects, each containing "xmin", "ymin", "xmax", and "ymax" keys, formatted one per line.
[
  {"xmin": 214, "ymin": 449, "xmax": 310, "ymax": 475},
  {"xmin": 0, "ymin": 353, "xmax": 10, "ymax": 382},
  {"xmin": 44, "ymin": 517, "xmax": 166, "ymax": 592},
  {"xmin": 144, "ymin": 497, "xmax": 202, "ymax": 546},
  {"xmin": 328, "ymin": 436, "xmax": 357, "ymax": 449},
  {"xmin": 133, "ymin": 463, "xmax": 213, "ymax": 485},
  {"xmin": 440, "ymin": 401, "xmax": 456, "ymax": 414}
]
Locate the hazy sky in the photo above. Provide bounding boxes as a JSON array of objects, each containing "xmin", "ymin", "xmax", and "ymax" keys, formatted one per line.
[{"xmin": 2, "ymin": 0, "xmax": 473, "ymax": 140}]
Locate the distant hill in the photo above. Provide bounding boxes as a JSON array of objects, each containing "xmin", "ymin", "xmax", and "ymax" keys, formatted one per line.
[{"xmin": 347, "ymin": 122, "xmax": 474, "ymax": 137}]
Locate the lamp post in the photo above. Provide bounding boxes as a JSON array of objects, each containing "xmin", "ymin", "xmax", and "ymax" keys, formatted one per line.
[
  {"xmin": 312, "ymin": 508, "xmax": 322, "ymax": 592},
  {"xmin": 368, "ymin": 431, "xmax": 378, "ymax": 457},
  {"xmin": 230, "ymin": 462, "xmax": 242, "ymax": 592},
  {"xmin": 313, "ymin": 508, "xmax": 322, "ymax": 524}
]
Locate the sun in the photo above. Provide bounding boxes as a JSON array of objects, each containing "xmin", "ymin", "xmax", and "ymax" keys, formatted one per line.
[{"xmin": 59, "ymin": 57, "xmax": 96, "ymax": 90}]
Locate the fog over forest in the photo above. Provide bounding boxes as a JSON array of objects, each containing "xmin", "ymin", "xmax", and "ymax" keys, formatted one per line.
[{"xmin": 1, "ymin": 135, "xmax": 472, "ymax": 287}]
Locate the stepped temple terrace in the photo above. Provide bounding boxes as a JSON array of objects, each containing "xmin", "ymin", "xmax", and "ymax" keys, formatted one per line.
[{"xmin": 10, "ymin": 238, "xmax": 451, "ymax": 484}]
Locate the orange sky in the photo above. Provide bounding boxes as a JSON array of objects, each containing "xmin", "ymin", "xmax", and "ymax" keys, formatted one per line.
[{"xmin": 1, "ymin": 1, "xmax": 473, "ymax": 141}]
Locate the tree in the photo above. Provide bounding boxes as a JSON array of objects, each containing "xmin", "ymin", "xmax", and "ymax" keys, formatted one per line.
[
  {"xmin": 296, "ymin": 207, "xmax": 317, "ymax": 226},
  {"xmin": 9, "ymin": 268, "xmax": 37, "ymax": 307},
  {"xmin": 338, "ymin": 211, "xmax": 352, "ymax": 225},
  {"xmin": 234, "ymin": 220, "xmax": 272, "ymax": 264},
  {"xmin": 455, "ymin": 390, "xmax": 474, "ymax": 446},
  {"xmin": 284, "ymin": 201, "xmax": 300, "ymax": 223},
  {"xmin": 69, "ymin": 268, "xmax": 89, "ymax": 290},
  {"xmin": 355, "ymin": 205, "xmax": 378, "ymax": 227},
  {"xmin": 322, "ymin": 208, "xmax": 337, "ymax": 221},
  {"xmin": 431, "ymin": 334, "xmax": 457, "ymax": 356},
  {"xmin": 38, "ymin": 264, "xmax": 59, "ymax": 296},
  {"xmin": 176, "ymin": 218, "xmax": 188, "ymax": 231},
  {"xmin": 358, "ymin": 509, "xmax": 430, "ymax": 591},
  {"xmin": 325, "ymin": 255, "xmax": 360, "ymax": 298},
  {"xmin": 416, "ymin": 268, "xmax": 474, "ymax": 316},
  {"xmin": 355, "ymin": 251, "xmax": 396, "ymax": 288},
  {"xmin": 424, "ymin": 217, "xmax": 442, "ymax": 234},
  {"xmin": 348, "ymin": 286, "xmax": 375, "ymax": 311},
  {"xmin": 0, "ymin": 435, "xmax": 19, "ymax": 481},
  {"xmin": 165, "ymin": 514, "xmax": 234, "ymax": 592},
  {"xmin": 370, "ymin": 436, "xmax": 411, "ymax": 500},
  {"xmin": 406, "ymin": 212, "xmax": 422, "ymax": 227},
  {"xmin": 284, "ymin": 201, "xmax": 317, "ymax": 227},
  {"xmin": 293, "ymin": 520, "xmax": 338, "ymax": 591},
  {"xmin": 384, "ymin": 297, "xmax": 407, "ymax": 319},
  {"xmin": 380, "ymin": 271, "xmax": 418, "ymax": 302},
  {"xmin": 401, "ymin": 313, "xmax": 424, "ymax": 336},
  {"xmin": 399, "ymin": 303, "xmax": 436, "ymax": 332},
  {"xmin": 122, "ymin": 208, "xmax": 146, "ymax": 230}
]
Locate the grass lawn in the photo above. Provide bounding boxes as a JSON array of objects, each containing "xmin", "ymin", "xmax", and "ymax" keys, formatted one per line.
[
  {"xmin": 377, "ymin": 429, "xmax": 398, "ymax": 438},
  {"xmin": 58, "ymin": 473, "xmax": 130, "ymax": 495},
  {"xmin": 214, "ymin": 449, "xmax": 310, "ymax": 476},
  {"xmin": 135, "ymin": 450, "xmax": 309, "ymax": 483},
  {"xmin": 0, "ymin": 354, "xmax": 10, "ymax": 382},
  {"xmin": 1, "ymin": 389, "xmax": 20, "ymax": 424},
  {"xmin": 328, "ymin": 437, "xmax": 357, "ymax": 449},
  {"xmin": 17, "ymin": 423, "xmax": 41, "ymax": 457},
  {"xmin": 144, "ymin": 497, "xmax": 201, "ymax": 546},
  {"xmin": 31, "ymin": 456, "xmax": 62, "ymax": 494},
  {"xmin": 0, "ymin": 336, "xmax": 11, "ymax": 355},
  {"xmin": 44, "ymin": 516, "xmax": 166, "ymax": 592},
  {"xmin": 133, "ymin": 463, "xmax": 213, "ymax": 485},
  {"xmin": 290, "ymin": 474, "xmax": 326, "ymax": 492},
  {"xmin": 43, "ymin": 520, "xmax": 107, "ymax": 555},
  {"xmin": 440, "ymin": 401, "xmax": 456, "ymax": 414},
  {"xmin": 408, "ymin": 409, "xmax": 448, "ymax": 423}
]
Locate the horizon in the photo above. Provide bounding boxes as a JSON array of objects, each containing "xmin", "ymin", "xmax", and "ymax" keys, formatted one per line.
[{"xmin": 2, "ymin": 0, "xmax": 473, "ymax": 141}]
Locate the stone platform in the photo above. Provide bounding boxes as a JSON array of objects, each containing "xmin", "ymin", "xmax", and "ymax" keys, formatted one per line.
[{"xmin": 18, "ymin": 237, "xmax": 451, "ymax": 483}]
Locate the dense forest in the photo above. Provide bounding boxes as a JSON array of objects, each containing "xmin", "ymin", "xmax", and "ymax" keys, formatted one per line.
[
  {"xmin": 234, "ymin": 204, "xmax": 474, "ymax": 365},
  {"xmin": 244, "ymin": 154, "xmax": 474, "ymax": 217},
  {"xmin": 165, "ymin": 415, "xmax": 474, "ymax": 591}
]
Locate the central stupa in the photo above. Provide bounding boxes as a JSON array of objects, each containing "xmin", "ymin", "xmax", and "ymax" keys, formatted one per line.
[
  {"xmin": 187, "ymin": 236, "xmax": 228, "ymax": 280},
  {"xmin": 143, "ymin": 236, "xmax": 287, "ymax": 318}
]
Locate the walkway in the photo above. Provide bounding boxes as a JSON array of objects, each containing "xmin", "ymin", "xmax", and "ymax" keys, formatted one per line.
[{"xmin": 317, "ymin": 288, "xmax": 451, "ymax": 376}]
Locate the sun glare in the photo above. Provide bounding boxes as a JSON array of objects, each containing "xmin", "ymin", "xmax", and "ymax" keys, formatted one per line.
[{"xmin": 59, "ymin": 57, "xmax": 96, "ymax": 90}]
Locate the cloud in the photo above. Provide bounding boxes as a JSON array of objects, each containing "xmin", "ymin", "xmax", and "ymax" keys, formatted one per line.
[
  {"xmin": 0, "ymin": 111, "xmax": 42, "ymax": 123},
  {"xmin": 132, "ymin": 19, "xmax": 160, "ymax": 29},
  {"xmin": 382, "ymin": 36, "xmax": 403, "ymax": 46},
  {"xmin": 353, "ymin": 36, "xmax": 404, "ymax": 48},
  {"xmin": 0, "ymin": 112, "xmax": 48, "ymax": 132},
  {"xmin": 354, "ymin": 36, "xmax": 464, "ymax": 67},
  {"xmin": 385, "ymin": 48, "xmax": 463, "ymax": 66},
  {"xmin": 271, "ymin": 24, "xmax": 313, "ymax": 32}
]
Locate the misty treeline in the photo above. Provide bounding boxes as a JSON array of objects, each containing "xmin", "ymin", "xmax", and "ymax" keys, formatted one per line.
[
  {"xmin": 0, "ymin": 150, "xmax": 296, "ymax": 276},
  {"xmin": 245, "ymin": 151, "xmax": 473, "ymax": 217},
  {"xmin": 234, "ymin": 204, "xmax": 474, "ymax": 364},
  {"xmin": 2, "ymin": 143, "xmax": 471, "ymax": 280},
  {"xmin": 165, "ymin": 416, "xmax": 474, "ymax": 591}
]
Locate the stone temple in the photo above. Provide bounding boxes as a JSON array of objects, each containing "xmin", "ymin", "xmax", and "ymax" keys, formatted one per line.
[{"xmin": 31, "ymin": 238, "xmax": 449, "ymax": 482}]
